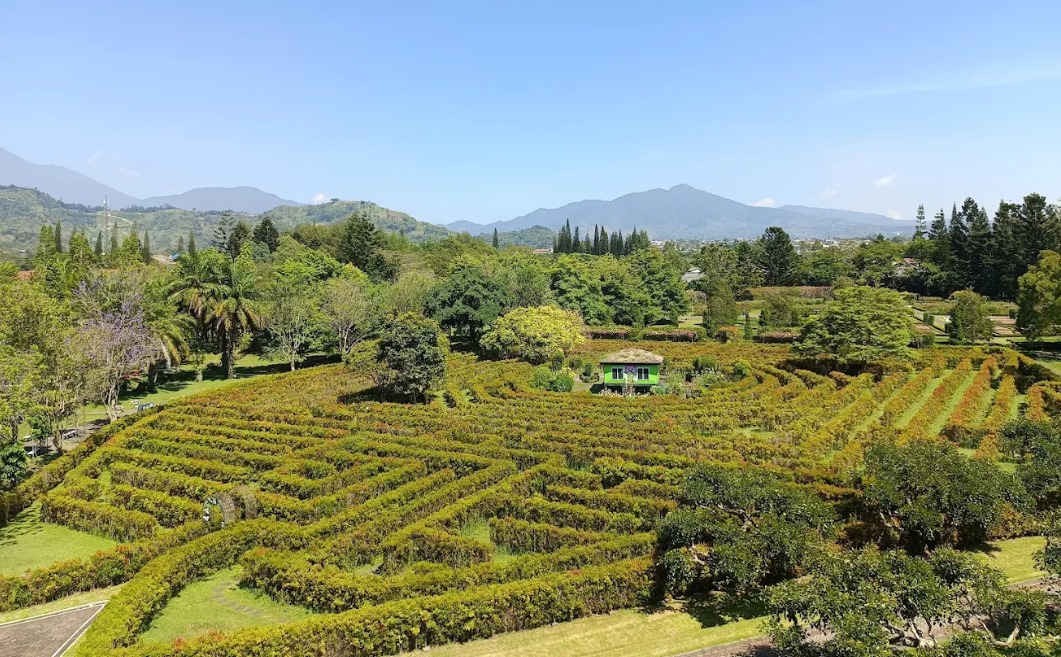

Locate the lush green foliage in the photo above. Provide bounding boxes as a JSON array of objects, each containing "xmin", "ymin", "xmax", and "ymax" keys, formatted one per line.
[
  {"xmin": 480, "ymin": 306, "xmax": 584, "ymax": 364},
  {"xmin": 796, "ymin": 286, "xmax": 915, "ymax": 362}
]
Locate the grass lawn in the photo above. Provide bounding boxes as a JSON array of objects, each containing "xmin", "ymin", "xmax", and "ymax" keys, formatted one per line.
[
  {"xmin": 0, "ymin": 505, "xmax": 116, "ymax": 576},
  {"xmin": 979, "ymin": 536, "xmax": 1048, "ymax": 584},
  {"xmin": 0, "ymin": 584, "xmax": 122, "ymax": 624},
  {"xmin": 140, "ymin": 566, "xmax": 316, "ymax": 644},
  {"xmin": 413, "ymin": 608, "xmax": 764, "ymax": 657}
]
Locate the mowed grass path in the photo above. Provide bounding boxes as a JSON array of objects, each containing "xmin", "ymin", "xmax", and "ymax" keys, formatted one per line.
[
  {"xmin": 140, "ymin": 566, "xmax": 316, "ymax": 644},
  {"xmin": 413, "ymin": 609, "xmax": 764, "ymax": 657},
  {"xmin": 0, "ymin": 505, "xmax": 115, "ymax": 576},
  {"xmin": 418, "ymin": 536, "xmax": 1046, "ymax": 657}
]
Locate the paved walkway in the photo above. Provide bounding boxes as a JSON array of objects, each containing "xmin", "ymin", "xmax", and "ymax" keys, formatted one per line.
[{"xmin": 0, "ymin": 602, "xmax": 106, "ymax": 657}]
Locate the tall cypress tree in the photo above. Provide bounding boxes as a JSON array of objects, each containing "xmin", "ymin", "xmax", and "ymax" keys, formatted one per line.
[
  {"xmin": 592, "ymin": 226, "xmax": 600, "ymax": 255},
  {"xmin": 188, "ymin": 231, "xmax": 197, "ymax": 257},
  {"xmin": 598, "ymin": 227, "xmax": 609, "ymax": 255},
  {"xmin": 177, "ymin": 235, "xmax": 185, "ymax": 254},
  {"xmin": 54, "ymin": 220, "xmax": 63, "ymax": 253},
  {"xmin": 492, "ymin": 228, "xmax": 499, "ymax": 248},
  {"xmin": 94, "ymin": 230, "xmax": 104, "ymax": 257},
  {"xmin": 582, "ymin": 235, "xmax": 591, "ymax": 253},
  {"xmin": 141, "ymin": 232, "xmax": 152, "ymax": 264},
  {"xmin": 572, "ymin": 226, "xmax": 581, "ymax": 253},
  {"xmin": 109, "ymin": 231, "xmax": 120, "ymax": 257}
]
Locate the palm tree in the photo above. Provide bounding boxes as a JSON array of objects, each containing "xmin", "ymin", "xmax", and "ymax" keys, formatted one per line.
[
  {"xmin": 143, "ymin": 274, "xmax": 193, "ymax": 392},
  {"xmin": 169, "ymin": 250, "xmax": 225, "ymax": 380},
  {"xmin": 210, "ymin": 254, "xmax": 261, "ymax": 379}
]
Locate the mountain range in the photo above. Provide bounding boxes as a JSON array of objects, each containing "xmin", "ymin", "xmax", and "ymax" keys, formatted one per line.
[
  {"xmin": 1, "ymin": 146, "xmax": 915, "ymax": 251},
  {"xmin": 447, "ymin": 184, "xmax": 914, "ymax": 240},
  {"xmin": 0, "ymin": 147, "xmax": 298, "ymax": 214}
]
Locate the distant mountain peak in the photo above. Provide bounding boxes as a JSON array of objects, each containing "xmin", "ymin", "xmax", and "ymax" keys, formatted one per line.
[
  {"xmin": 140, "ymin": 187, "xmax": 300, "ymax": 214},
  {"xmin": 444, "ymin": 184, "xmax": 913, "ymax": 240}
]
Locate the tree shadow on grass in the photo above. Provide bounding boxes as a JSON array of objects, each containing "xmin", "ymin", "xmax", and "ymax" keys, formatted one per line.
[
  {"xmin": 641, "ymin": 591, "xmax": 766, "ymax": 630},
  {"xmin": 0, "ymin": 508, "xmax": 44, "ymax": 547}
]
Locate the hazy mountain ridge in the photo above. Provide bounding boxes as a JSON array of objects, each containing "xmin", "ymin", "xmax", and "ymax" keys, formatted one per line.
[
  {"xmin": 0, "ymin": 146, "xmax": 298, "ymax": 214},
  {"xmin": 0, "ymin": 147, "xmax": 140, "ymax": 209},
  {"xmin": 0, "ymin": 186, "xmax": 449, "ymax": 254},
  {"xmin": 448, "ymin": 184, "xmax": 914, "ymax": 240},
  {"xmin": 141, "ymin": 187, "xmax": 301, "ymax": 214}
]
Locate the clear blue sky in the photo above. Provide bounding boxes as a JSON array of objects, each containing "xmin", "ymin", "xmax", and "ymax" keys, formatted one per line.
[{"xmin": 3, "ymin": 0, "xmax": 1061, "ymax": 224}]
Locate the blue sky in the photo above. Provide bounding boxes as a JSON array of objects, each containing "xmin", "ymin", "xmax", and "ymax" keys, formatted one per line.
[{"xmin": 3, "ymin": 0, "xmax": 1061, "ymax": 224}]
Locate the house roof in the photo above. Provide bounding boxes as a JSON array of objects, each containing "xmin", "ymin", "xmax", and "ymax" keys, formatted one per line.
[{"xmin": 599, "ymin": 348, "xmax": 664, "ymax": 365}]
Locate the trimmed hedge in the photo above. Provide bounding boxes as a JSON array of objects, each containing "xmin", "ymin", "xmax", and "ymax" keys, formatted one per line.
[{"xmin": 98, "ymin": 558, "xmax": 651, "ymax": 657}]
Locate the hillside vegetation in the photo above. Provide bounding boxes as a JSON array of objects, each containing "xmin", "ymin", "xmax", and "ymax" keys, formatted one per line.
[{"xmin": 0, "ymin": 186, "xmax": 451, "ymax": 254}]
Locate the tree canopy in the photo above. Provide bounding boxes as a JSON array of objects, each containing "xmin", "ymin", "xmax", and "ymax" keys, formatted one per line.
[{"xmin": 795, "ymin": 286, "xmax": 914, "ymax": 362}]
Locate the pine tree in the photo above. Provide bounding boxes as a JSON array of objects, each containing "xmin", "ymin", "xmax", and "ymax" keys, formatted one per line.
[
  {"xmin": 598, "ymin": 227, "xmax": 609, "ymax": 255},
  {"xmin": 492, "ymin": 228, "xmax": 499, "ymax": 248},
  {"xmin": 963, "ymin": 199, "xmax": 992, "ymax": 294},
  {"xmin": 141, "ymin": 231, "xmax": 152, "ymax": 264},
  {"xmin": 582, "ymin": 235, "xmax": 591, "ymax": 253},
  {"xmin": 557, "ymin": 219, "xmax": 573, "ymax": 253},
  {"xmin": 252, "ymin": 217, "xmax": 281, "ymax": 252},
  {"xmin": 612, "ymin": 230, "xmax": 624, "ymax": 257},
  {"xmin": 188, "ymin": 231, "xmax": 197, "ymax": 257},
  {"xmin": 914, "ymin": 204, "xmax": 927, "ymax": 239},
  {"xmin": 949, "ymin": 202, "xmax": 970, "ymax": 286},
  {"xmin": 573, "ymin": 226, "xmax": 581, "ymax": 253},
  {"xmin": 177, "ymin": 236, "xmax": 185, "ymax": 254},
  {"xmin": 928, "ymin": 208, "xmax": 951, "ymax": 272},
  {"xmin": 109, "ymin": 231, "xmax": 120, "ymax": 257},
  {"xmin": 592, "ymin": 226, "xmax": 600, "ymax": 255},
  {"xmin": 94, "ymin": 231, "xmax": 104, "ymax": 257},
  {"xmin": 54, "ymin": 220, "xmax": 63, "ymax": 253},
  {"xmin": 990, "ymin": 202, "xmax": 1022, "ymax": 299}
]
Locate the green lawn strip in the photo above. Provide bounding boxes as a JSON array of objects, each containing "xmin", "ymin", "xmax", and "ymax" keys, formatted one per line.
[
  {"xmin": 926, "ymin": 369, "xmax": 981, "ymax": 437},
  {"xmin": 856, "ymin": 373, "xmax": 912, "ymax": 432},
  {"xmin": 139, "ymin": 565, "xmax": 316, "ymax": 644},
  {"xmin": 419, "ymin": 537, "xmax": 1045, "ymax": 657},
  {"xmin": 0, "ymin": 584, "xmax": 123, "ymax": 625},
  {"xmin": 977, "ymin": 537, "xmax": 1047, "ymax": 584},
  {"xmin": 413, "ymin": 608, "xmax": 764, "ymax": 657},
  {"xmin": 0, "ymin": 505, "xmax": 116, "ymax": 576},
  {"xmin": 1011, "ymin": 393, "xmax": 1028, "ymax": 420},
  {"xmin": 894, "ymin": 373, "xmax": 948, "ymax": 429}
]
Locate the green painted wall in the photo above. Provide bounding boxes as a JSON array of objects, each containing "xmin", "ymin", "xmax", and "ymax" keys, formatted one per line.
[{"xmin": 601, "ymin": 363, "xmax": 660, "ymax": 386}]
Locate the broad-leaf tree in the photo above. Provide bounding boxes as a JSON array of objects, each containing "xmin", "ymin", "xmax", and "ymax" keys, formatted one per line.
[
  {"xmin": 795, "ymin": 286, "xmax": 914, "ymax": 362},
  {"xmin": 657, "ymin": 464, "xmax": 834, "ymax": 595},
  {"xmin": 373, "ymin": 313, "xmax": 446, "ymax": 402},
  {"xmin": 479, "ymin": 305, "xmax": 584, "ymax": 364},
  {"xmin": 947, "ymin": 290, "xmax": 993, "ymax": 344}
]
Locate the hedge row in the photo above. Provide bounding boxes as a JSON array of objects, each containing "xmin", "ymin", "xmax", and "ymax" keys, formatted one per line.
[
  {"xmin": 97, "ymin": 558, "xmax": 652, "ymax": 657},
  {"xmin": 40, "ymin": 491, "xmax": 158, "ymax": 542},
  {"xmin": 240, "ymin": 533, "xmax": 654, "ymax": 614},
  {"xmin": 0, "ymin": 521, "xmax": 206, "ymax": 612},
  {"xmin": 0, "ymin": 408, "xmax": 163, "ymax": 526},
  {"xmin": 489, "ymin": 516, "xmax": 607, "ymax": 553}
]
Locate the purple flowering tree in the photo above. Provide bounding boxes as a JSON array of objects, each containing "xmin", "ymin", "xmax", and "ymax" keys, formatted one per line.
[{"xmin": 75, "ymin": 282, "xmax": 161, "ymax": 422}]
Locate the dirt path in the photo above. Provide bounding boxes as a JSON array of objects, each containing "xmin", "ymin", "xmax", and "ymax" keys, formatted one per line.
[{"xmin": 0, "ymin": 602, "xmax": 105, "ymax": 657}]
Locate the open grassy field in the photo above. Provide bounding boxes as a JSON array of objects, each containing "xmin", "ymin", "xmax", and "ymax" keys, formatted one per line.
[
  {"xmin": 0, "ymin": 505, "xmax": 115, "ymax": 576},
  {"xmin": 141, "ymin": 566, "xmax": 316, "ymax": 644}
]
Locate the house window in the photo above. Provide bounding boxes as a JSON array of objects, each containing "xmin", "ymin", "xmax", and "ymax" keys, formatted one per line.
[
  {"xmin": 636, "ymin": 367, "xmax": 650, "ymax": 381},
  {"xmin": 611, "ymin": 367, "xmax": 623, "ymax": 380}
]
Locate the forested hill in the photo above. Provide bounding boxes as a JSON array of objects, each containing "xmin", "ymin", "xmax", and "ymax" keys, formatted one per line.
[{"xmin": 0, "ymin": 186, "xmax": 451, "ymax": 254}]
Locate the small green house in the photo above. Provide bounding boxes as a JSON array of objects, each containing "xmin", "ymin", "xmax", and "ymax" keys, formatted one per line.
[{"xmin": 600, "ymin": 348, "xmax": 663, "ymax": 389}]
